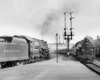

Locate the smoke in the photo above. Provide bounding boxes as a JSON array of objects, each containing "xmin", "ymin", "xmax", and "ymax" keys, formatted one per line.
[
  {"xmin": 61, "ymin": 0, "xmax": 81, "ymax": 15},
  {"xmin": 0, "ymin": 0, "xmax": 99, "ymax": 43},
  {"xmin": 38, "ymin": 0, "xmax": 82, "ymax": 40},
  {"xmin": 40, "ymin": 10, "xmax": 60, "ymax": 38}
]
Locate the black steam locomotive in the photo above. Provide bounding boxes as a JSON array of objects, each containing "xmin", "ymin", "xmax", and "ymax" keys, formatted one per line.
[
  {"xmin": 0, "ymin": 35, "xmax": 50, "ymax": 68},
  {"xmin": 73, "ymin": 36, "xmax": 95, "ymax": 63}
]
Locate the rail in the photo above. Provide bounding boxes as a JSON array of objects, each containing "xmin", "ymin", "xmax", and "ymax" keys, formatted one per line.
[{"xmin": 83, "ymin": 62, "xmax": 100, "ymax": 75}]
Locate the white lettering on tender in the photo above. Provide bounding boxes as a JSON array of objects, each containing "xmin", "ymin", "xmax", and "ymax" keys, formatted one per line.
[{"xmin": 4, "ymin": 50, "xmax": 20, "ymax": 52}]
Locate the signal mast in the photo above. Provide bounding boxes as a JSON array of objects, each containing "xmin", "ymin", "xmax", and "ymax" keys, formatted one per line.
[{"xmin": 63, "ymin": 12, "xmax": 74, "ymax": 56}]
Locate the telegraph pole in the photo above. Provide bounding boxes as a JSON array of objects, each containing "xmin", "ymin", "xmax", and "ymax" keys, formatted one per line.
[
  {"xmin": 56, "ymin": 33, "xmax": 58, "ymax": 63},
  {"xmin": 59, "ymin": 36, "xmax": 60, "ymax": 44},
  {"xmin": 63, "ymin": 37, "xmax": 64, "ymax": 44},
  {"xmin": 63, "ymin": 12, "xmax": 74, "ymax": 56}
]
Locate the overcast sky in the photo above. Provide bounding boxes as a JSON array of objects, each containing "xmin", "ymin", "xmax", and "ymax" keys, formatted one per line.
[{"xmin": 0, "ymin": 0, "xmax": 100, "ymax": 43}]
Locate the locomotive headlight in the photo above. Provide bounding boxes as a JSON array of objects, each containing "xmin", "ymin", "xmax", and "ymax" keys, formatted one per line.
[
  {"xmin": 82, "ymin": 49, "xmax": 84, "ymax": 51},
  {"xmin": 91, "ymin": 49, "xmax": 93, "ymax": 51}
]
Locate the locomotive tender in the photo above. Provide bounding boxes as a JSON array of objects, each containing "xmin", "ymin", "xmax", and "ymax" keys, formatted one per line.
[{"xmin": 0, "ymin": 35, "xmax": 50, "ymax": 68}]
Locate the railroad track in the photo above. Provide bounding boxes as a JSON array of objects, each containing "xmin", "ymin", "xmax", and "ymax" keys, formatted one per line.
[
  {"xmin": 71, "ymin": 55, "xmax": 100, "ymax": 75},
  {"xmin": 83, "ymin": 63, "xmax": 100, "ymax": 75}
]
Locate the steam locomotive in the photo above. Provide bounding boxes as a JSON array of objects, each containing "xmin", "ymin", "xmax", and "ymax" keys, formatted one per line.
[
  {"xmin": 73, "ymin": 36, "xmax": 95, "ymax": 63},
  {"xmin": 0, "ymin": 35, "xmax": 50, "ymax": 68}
]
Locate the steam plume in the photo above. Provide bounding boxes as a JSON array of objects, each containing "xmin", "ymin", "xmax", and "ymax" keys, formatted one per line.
[{"xmin": 39, "ymin": 0, "xmax": 81, "ymax": 40}]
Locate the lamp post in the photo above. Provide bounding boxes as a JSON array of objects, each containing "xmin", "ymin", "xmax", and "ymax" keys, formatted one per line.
[
  {"xmin": 59, "ymin": 36, "xmax": 60, "ymax": 44},
  {"xmin": 56, "ymin": 33, "xmax": 58, "ymax": 62}
]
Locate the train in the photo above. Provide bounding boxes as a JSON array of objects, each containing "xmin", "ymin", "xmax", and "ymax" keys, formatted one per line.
[
  {"xmin": 0, "ymin": 35, "xmax": 50, "ymax": 68},
  {"xmin": 72, "ymin": 36, "xmax": 95, "ymax": 63}
]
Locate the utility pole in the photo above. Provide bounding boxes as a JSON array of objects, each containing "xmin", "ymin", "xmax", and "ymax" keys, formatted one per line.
[
  {"xmin": 63, "ymin": 33, "xmax": 64, "ymax": 44},
  {"xmin": 59, "ymin": 36, "xmax": 60, "ymax": 44},
  {"xmin": 63, "ymin": 12, "xmax": 74, "ymax": 56},
  {"xmin": 63, "ymin": 37, "xmax": 64, "ymax": 44},
  {"xmin": 56, "ymin": 33, "xmax": 58, "ymax": 63}
]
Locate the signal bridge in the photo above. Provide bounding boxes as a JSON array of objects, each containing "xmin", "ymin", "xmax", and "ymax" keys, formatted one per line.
[{"xmin": 48, "ymin": 43, "xmax": 74, "ymax": 50}]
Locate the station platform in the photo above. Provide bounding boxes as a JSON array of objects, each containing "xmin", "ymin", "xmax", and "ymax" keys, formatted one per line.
[
  {"xmin": 93, "ymin": 60, "xmax": 100, "ymax": 67},
  {"xmin": 0, "ymin": 56, "xmax": 100, "ymax": 80}
]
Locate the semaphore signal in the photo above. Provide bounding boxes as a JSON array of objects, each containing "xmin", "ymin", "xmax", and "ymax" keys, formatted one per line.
[{"xmin": 63, "ymin": 12, "xmax": 74, "ymax": 56}]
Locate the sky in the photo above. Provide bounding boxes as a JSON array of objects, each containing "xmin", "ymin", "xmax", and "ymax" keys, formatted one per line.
[{"xmin": 0, "ymin": 0, "xmax": 100, "ymax": 43}]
